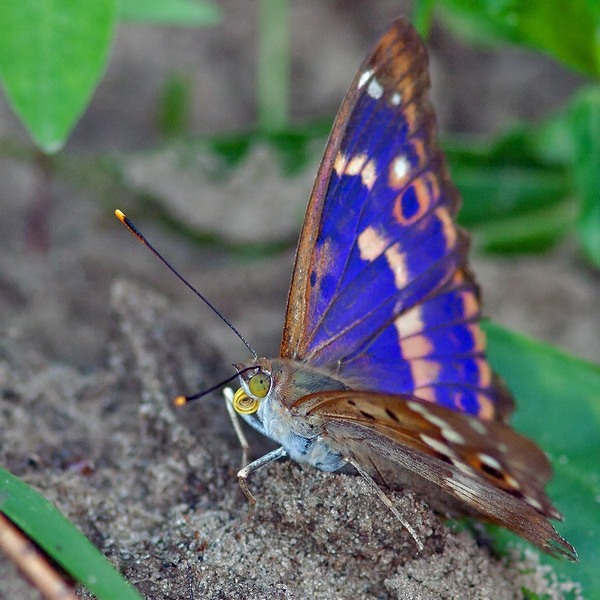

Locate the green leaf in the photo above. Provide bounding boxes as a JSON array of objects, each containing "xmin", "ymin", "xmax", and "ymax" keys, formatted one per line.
[
  {"xmin": 565, "ymin": 88, "xmax": 600, "ymax": 266},
  {"xmin": 158, "ymin": 73, "xmax": 192, "ymax": 137},
  {"xmin": 0, "ymin": 467, "xmax": 142, "ymax": 599},
  {"xmin": 412, "ymin": 0, "xmax": 436, "ymax": 38},
  {"xmin": 0, "ymin": 0, "xmax": 117, "ymax": 152},
  {"xmin": 448, "ymin": 141, "xmax": 570, "ymax": 224},
  {"xmin": 445, "ymin": 133, "xmax": 574, "ymax": 251},
  {"xmin": 117, "ymin": 0, "xmax": 221, "ymax": 26},
  {"xmin": 206, "ymin": 121, "xmax": 332, "ymax": 176},
  {"xmin": 471, "ymin": 200, "xmax": 576, "ymax": 253},
  {"xmin": 485, "ymin": 322, "xmax": 600, "ymax": 598},
  {"xmin": 437, "ymin": 0, "xmax": 600, "ymax": 75},
  {"xmin": 532, "ymin": 86, "xmax": 600, "ymax": 265}
]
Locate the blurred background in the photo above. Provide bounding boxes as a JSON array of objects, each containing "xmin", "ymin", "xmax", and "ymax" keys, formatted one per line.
[{"xmin": 1, "ymin": 0, "xmax": 598, "ymax": 369}]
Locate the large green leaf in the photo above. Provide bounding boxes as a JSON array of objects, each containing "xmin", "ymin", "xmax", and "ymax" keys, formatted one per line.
[
  {"xmin": 0, "ymin": 0, "xmax": 116, "ymax": 152},
  {"xmin": 437, "ymin": 0, "xmax": 600, "ymax": 76},
  {"xmin": 485, "ymin": 322, "xmax": 600, "ymax": 598},
  {"xmin": 0, "ymin": 467, "xmax": 142, "ymax": 599}
]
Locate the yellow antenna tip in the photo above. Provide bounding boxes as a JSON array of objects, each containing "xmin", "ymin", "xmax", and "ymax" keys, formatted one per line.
[
  {"xmin": 173, "ymin": 395, "xmax": 187, "ymax": 407},
  {"xmin": 115, "ymin": 209, "xmax": 126, "ymax": 222}
]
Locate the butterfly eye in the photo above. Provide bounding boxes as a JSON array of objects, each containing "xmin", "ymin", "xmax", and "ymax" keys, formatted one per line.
[
  {"xmin": 248, "ymin": 373, "xmax": 271, "ymax": 398},
  {"xmin": 233, "ymin": 387, "xmax": 259, "ymax": 415}
]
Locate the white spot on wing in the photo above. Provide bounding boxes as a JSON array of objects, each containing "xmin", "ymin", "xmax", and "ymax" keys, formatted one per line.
[
  {"xmin": 414, "ymin": 387, "xmax": 437, "ymax": 403},
  {"xmin": 358, "ymin": 69, "xmax": 373, "ymax": 89},
  {"xmin": 358, "ymin": 226, "xmax": 388, "ymax": 261},
  {"xmin": 384, "ymin": 244, "xmax": 409, "ymax": 288},
  {"xmin": 367, "ymin": 78, "xmax": 384, "ymax": 99},
  {"xmin": 361, "ymin": 159, "xmax": 377, "ymax": 190},
  {"xmin": 392, "ymin": 155, "xmax": 410, "ymax": 180},
  {"xmin": 346, "ymin": 154, "xmax": 367, "ymax": 175},
  {"xmin": 505, "ymin": 474, "xmax": 520, "ymax": 489},
  {"xmin": 337, "ymin": 153, "xmax": 378, "ymax": 190},
  {"xmin": 394, "ymin": 305, "xmax": 424, "ymax": 338},
  {"xmin": 334, "ymin": 152, "xmax": 347, "ymax": 176},
  {"xmin": 468, "ymin": 419, "xmax": 488, "ymax": 436},
  {"xmin": 525, "ymin": 496, "xmax": 543, "ymax": 511},
  {"xmin": 442, "ymin": 428, "xmax": 466, "ymax": 445},
  {"xmin": 407, "ymin": 400, "xmax": 427, "ymax": 415},
  {"xmin": 478, "ymin": 453, "xmax": 502, "ymax": 472},
  {"xmin": 452, "ymin": 460, "xmax": 476, "ymax": 477},
  {"xmin": 391, "ymin": 92, "xmax": 401, "ymax": 105},
  {"xmin": 400, "ymin": 334, "xmax": 433, "ymax": 360},
  {"xmin": 407, "ymin": 401, "xmax": 464, "ymax": 445},
  {"xmin": 420, "ymin": 434, "xmax": 459, "ymax": 461}
]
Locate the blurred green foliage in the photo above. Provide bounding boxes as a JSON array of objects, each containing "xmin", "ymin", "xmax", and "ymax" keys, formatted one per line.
[
  {"xmin": 416, "ymin": 0, "xmax": 600, "ymax": 264},
  {"xmin": 0, "ymin": 0, "xmax": 220, "ymax": 152}
]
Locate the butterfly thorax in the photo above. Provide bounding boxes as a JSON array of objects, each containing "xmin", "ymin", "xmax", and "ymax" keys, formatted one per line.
[{"xmin": 233, "ymin": 357, "xmax": 348, "ymax": 471}]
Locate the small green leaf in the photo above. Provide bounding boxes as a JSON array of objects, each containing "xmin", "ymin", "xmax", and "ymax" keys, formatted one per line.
[
  {"xmin": 158, "ymin": 73, "xmax": 192, "ymax": 137},
  {"xmin": 485, "ymin": 323, "xmax": 600, "ymax": 598},
  {"xmin": 0, "ymin": 467, "xmax": 142, "ymax": 599},
  {"xmin": 437, "ymin": 0, "xmax": 600, "ymax": 75},
  {"xmin": 0, "ymin": 0, "xmax": 117, "ymax": 152},
  {"xmin": 117, "ymin": 0, "xmax": 221, "ymax": 26}
]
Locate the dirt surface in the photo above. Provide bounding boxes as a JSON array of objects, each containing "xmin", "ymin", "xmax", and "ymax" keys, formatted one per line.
[
  {"xmin": 0, "ymin": 279, "xmax": 585, "ymax": 599},
  {"xmin": 0, "ymin": 2, "xmax": 595, "ymax": 599}
]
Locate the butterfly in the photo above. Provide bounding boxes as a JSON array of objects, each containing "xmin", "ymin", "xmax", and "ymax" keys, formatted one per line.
[
  {"xmin": 117, "ymin": 17, "xmax": 575, "ymax": 560},
  {"xmin": 222, "ymin": 17, "xmax": 576, "ymax": 561}
]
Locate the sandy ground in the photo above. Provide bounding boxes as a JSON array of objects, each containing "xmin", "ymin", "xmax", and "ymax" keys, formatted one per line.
[{"xmin": 0, "ymin": 2, "xmax": 596, "ymax": 598}]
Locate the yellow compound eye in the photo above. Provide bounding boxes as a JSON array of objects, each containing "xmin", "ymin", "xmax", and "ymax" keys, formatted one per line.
[
  {"xmin": 248, "ymin": 373, "xmax": 271, "ymax": 398},
  {"xmin": 233, "ymin": 387, "xmax": 259, "ymax": 415}
]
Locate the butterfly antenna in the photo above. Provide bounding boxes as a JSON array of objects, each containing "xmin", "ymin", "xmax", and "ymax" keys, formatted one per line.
[
  {"xmin": 173, "ymin": 366, "xmax": 256, "ymax": 406},
  {"xmin": 115, "ymin": 209, "xmax": 257, "ymax": 360}
]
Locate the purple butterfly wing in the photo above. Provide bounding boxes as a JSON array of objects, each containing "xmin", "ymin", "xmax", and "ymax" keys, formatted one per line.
[{"xmin": 280, "ymin": 18, "xmax": 511, "ymax": 421}]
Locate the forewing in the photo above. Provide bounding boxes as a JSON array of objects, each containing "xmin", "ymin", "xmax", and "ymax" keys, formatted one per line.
[
  {"xmin": 281, "ymin": 17, "xmax": 456, "ymax": 361},
  {"xmin": 291, "ymin": 390, "xmax": 576, "ymax": 560},
  {"xmin": 279, "ymin": 18, "xmax": 510, "ymax": 419}
]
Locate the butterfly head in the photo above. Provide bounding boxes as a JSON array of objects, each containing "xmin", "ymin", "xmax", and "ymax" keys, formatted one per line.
[
  {"xmin": 230, "ymin": 358, "xmax": 320, "ymax": 446},
  {"xmin": 232, "ymin": 358, "xmax": 276, "ymax": 416}
]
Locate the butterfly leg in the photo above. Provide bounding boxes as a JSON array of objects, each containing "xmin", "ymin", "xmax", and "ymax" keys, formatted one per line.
[
  {"xmin": 238, "ymin": 447, "xmax": 289, "ymax": 516},
  {"xmin": 345, "ymin": 457, "xmax": 424, "ymax": 552},
  {"xmin": 223, "ymin": 387, "xmax": 251, "ymax": 468}
]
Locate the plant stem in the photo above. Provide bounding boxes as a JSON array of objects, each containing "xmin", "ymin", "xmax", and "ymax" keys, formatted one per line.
[{"xmin": 258, "ymin": 0, "xmax": 290, "ymax": 132}]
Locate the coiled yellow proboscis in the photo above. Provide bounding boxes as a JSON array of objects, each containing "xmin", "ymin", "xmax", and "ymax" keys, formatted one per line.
[{"xmin": 233, "ymin": 387, "xmax": 259, "ymax": 415}]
